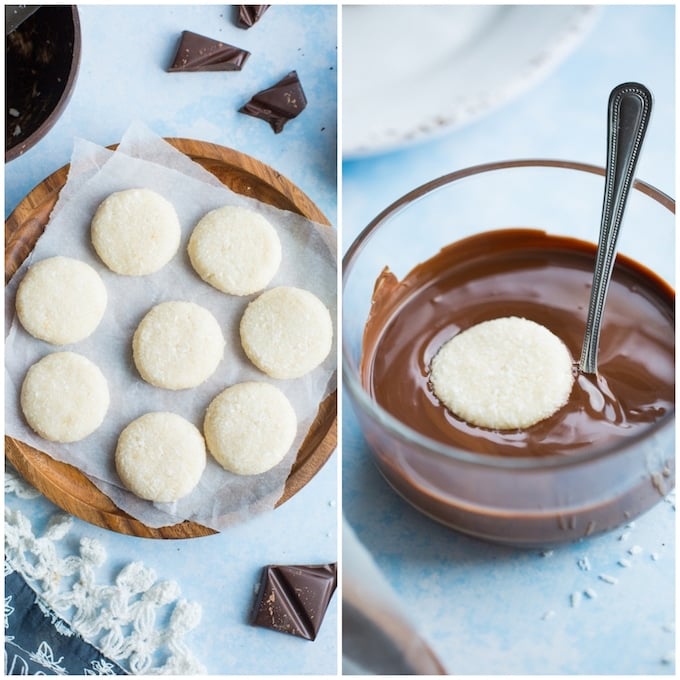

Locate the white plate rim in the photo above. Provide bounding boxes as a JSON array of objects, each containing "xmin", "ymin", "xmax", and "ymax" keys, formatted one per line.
[{"xmin": 342, "ymin": 5, "xmax": 600, "ymax": 158}]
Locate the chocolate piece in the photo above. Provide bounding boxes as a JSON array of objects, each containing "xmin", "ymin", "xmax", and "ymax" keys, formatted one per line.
[
  {"xmin": 239, "ymin": 71, "xmax": 307, "ymax": 133},
  {"xmin": 237, "ymin": 5, "xmax": 270, "ymax": 29},
  {"xmin": 251, "ymin": 563, "xmax": 337, "ymax": 640},
  {"xmin": 167, "ymin": 30, "xmax": 250, "ymax": 72}
]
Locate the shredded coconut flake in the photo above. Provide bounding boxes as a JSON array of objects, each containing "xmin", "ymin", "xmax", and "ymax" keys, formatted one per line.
[
  {"xmin": 598, "ymin": 573, "xmax": 619, "ymax": 585},
  {"xmin": 577, "ymin": 556, "xmax": 591, "ymax": 571}
]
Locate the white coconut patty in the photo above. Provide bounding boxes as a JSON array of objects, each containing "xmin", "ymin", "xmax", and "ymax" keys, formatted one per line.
[
  {"xmin": 429, "ymin": 316, "xmax": 575, "ymax": 430},
  {"xmin": 115, "ymin": 411, "xmax": 206, "ymax": 503},
  {"xmin": 91, "ymin": 188, "xmax": 181, "ymax": 276},
  {"xmin": 16, "ymin": 256, "xmax": 107, "ymax": 345},
  {"xmin": 20, "ymin": 351, "xmax": 110, "ymax": 443},
  {"xmin": 203, "ymin": 381, "xmax": 297, "ymax": 475},
  {"xmin": 188, "ymin": 205, "xmax": 282, "ymax": 295}
]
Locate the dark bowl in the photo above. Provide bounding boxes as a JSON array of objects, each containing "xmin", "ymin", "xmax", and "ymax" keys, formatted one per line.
[{"xmin": 5, "ymin": 5, "xmax": 81, "ymax": 162}]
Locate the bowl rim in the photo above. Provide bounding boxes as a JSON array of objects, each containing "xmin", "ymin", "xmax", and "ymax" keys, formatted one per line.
[
  {"xmin": 342, "ymin": 157, "xmax": 675, "ymax": 471},
  {"xmin": 5, "ymin": 5, "xmax": 82, "ymax": 163}
]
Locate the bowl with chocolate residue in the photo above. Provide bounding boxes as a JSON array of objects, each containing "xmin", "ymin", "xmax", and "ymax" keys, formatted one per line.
[
  {"xmin": 5, "ymin": 5, "xmax": 81, "ymax": 162},
  {"xmin": 343, "ymin": 160, "xmax": 675, "ymax": 547}
]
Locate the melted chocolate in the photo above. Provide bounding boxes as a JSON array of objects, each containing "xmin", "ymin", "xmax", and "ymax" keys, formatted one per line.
[{"xmin": 361, "ymin": 229, "xmax": 674, "ymax": 458}]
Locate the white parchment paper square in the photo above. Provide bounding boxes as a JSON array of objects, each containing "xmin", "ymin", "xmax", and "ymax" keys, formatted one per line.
[{"xmin": 5, "ymin": 123, "xmax": 337, "ymax": 530}]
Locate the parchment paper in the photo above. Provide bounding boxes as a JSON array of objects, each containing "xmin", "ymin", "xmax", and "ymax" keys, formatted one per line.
[{"xmin": 5, "ymin": 122, "xmax": 337, "ymax": 530}]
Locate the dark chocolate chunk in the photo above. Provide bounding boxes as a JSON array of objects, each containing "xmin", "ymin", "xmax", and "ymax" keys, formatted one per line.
[
  {"xmin": 239, "ymin": 71, "xmax": 307, "ymax": 133},
  {"xmin": 251, "ymin": 563, "xmax": 337, "ymax": 640},
  {"xmin": 237, "ymin": 5, "xmax": 270, "ymax": 29},
  {"xmin": 167, "ymin": 30, "xmax": 250, "ymax": 72}
]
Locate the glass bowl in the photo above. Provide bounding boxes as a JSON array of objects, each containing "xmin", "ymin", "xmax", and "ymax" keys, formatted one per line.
[{"xmin": 343, "ymin": 159, "xmax": 675, "ymax": 547}]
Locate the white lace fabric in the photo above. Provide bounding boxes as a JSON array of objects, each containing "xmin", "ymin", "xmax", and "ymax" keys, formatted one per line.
[{"xmin": 5, "ymin": 468, "xmax": 206, "ymax": 675}]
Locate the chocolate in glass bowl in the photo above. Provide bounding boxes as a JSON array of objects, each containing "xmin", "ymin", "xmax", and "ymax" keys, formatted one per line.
[{"xmin": 343, "ymin": 160, "xmax": 675, "ymax": 546}]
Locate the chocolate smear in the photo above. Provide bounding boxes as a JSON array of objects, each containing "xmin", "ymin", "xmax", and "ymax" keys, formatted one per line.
[
  {"xmin": 237, "ymin": 5, "xmax": 270, "ymax": 29},
  {"xmin": 251, "ymin": 563, "xmax": 337, "ymax": 640},
  {"xmin": 167, "ymin": 30, "xmax": 250, "ymax": 72},
  {"xmin": 239, "ymin": 70, "xmax": 307, "ymax": 133}
]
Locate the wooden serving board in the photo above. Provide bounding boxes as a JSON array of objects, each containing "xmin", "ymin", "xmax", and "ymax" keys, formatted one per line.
[{"xmin": 5, "ymin": 138, "xmax": 337, "ymax": 539}]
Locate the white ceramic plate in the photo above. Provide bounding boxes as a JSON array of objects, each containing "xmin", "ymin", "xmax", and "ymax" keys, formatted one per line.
[{"xmin": 343, "ymin": 5, "xmax": 599, "ymax": 158}]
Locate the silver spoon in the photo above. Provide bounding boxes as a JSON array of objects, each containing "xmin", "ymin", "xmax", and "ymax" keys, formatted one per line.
[{"xmin": 579, "ymin": 82, "xmax": 653, "ymax": 374}]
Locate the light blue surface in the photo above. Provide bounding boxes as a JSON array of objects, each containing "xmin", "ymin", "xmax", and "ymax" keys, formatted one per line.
[
  {"xmin": 342, "ymin": 5, "xmax": 675, "ymax": 675},
  {"xmin": 5, "ymin": 5, "xmax": 337, "ymax": 675}
]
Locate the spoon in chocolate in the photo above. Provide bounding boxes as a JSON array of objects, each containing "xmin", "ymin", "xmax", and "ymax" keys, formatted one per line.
[{"xmin": 579, "ymin": 82, "xmax": 653, "ymax": 374}]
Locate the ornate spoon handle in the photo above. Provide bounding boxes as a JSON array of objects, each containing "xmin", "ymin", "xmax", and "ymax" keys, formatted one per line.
[{"xmin": 579, "ymin": 82, "xmax": 653, "ymax": 374}]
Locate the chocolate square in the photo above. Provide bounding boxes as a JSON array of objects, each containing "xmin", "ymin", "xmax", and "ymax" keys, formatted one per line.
[
  {"xmin": 239, "ymin": 71, "xmax": 307, "ymax": 133},
  {"xmin": 251, "ymin": 563, "xmax": 337, "ymax": 640},
  {"xmin": 167, "ymin": 30, "xmax": 250, "ymax": 72},
  {"xmin": 237, "ymin": 5, "xmax": 271, "ymax": 29}
]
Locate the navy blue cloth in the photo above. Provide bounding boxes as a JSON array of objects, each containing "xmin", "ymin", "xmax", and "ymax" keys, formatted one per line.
[{"xmin": 4, "ymin": 567, "xmax": 126, "ymax": 675}]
